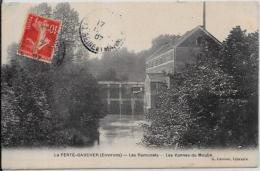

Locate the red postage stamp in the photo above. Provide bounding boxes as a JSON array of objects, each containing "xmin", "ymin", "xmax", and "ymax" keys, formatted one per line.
[{"xmin": 18, "ymin": 13, "xmax": 61, "ymax": 63}]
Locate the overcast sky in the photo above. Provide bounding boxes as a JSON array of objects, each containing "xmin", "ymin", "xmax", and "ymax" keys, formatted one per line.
[{"xmin": 1, "ymin": 1, "xmax": 259, "ymax": 64}]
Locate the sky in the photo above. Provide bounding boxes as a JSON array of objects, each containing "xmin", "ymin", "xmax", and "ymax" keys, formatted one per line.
[{"xmin": 1, "ymin": 1, "xmax": 259, "ymax": 64}]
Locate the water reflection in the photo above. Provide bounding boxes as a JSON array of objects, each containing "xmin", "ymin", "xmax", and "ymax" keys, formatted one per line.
[{"xmin": 95, "ymin": 114, "xmax": 144, "ymax": 149}]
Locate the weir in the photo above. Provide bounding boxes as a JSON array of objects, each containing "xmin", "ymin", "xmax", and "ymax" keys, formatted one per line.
[{"xmin": 98, "ymin": 81, "xmax": 144, "ymax": 116}]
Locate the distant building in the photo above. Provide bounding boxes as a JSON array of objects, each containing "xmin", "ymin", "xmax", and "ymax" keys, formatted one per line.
[
  {"xmin": 144, "ymin": 73, "xmax": 170, "ymax": 110},
  {"xmin": 98, "ymin": 81, "xmax": 144, "ymax": 116},
  {"xmin": 144, "ymin": 25, "xmax": 221, "ymax": 110}
]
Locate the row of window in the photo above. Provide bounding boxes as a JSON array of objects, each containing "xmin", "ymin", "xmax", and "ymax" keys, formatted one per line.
[
  {"xmin": 146, "ymin": 51, "xmax": 174, "ymax": 69},
  {"xmin": 99, "ymin": 87, "xmax": 144, "ymax": 99}
]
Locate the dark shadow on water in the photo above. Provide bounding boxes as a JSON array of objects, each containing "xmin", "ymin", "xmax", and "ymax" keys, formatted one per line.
[{"xmin": 2, "ymin": 114, "xmax": 145, "ymax": 149}]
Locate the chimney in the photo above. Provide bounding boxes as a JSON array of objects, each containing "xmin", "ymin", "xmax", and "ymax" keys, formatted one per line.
[{"xmin": 203, "ymin": 1, "xmax": 206, "ymax": 30}]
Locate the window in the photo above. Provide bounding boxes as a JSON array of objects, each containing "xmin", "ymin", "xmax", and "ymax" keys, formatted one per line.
[
  {"xmin": 162, "ymin": 56, "xmax": 166, "ymax": 63},
  {"xmin": 166, "ymin": 54, "xmax": 170, "ymax": 62},
  {"xmin": 167, "ymin": 55, "xmax": 171, "ymax": 61},
  {"xmin": 122, "ymin": 85, "xmax": 131, "ymax": 98},
  {"xmin": 159, "ymin": 57, "xmax": 162, "ymax": 64},
  {"xmin": 154, "ymin": 60, "xmax": 157, "ymax": 66}
]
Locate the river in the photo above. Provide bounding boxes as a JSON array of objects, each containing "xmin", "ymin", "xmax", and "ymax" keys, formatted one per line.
[
  {"xmin": 2, "ymin": 114, "xmax": 255, "ymax": 169},
  {"xmin": 94, "ymin": 114, "xmax": 145, "ymax": 150}
]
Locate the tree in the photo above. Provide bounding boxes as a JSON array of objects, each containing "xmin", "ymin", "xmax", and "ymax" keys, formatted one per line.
[
  {"xmin": 218, "ymin": 27, "xmax": 258, "ymax": 146},
  {"xmin": 53, "ymin": 3, "xmax": 79, "ymax": 41},
  {"xmin": 29, "ymin": 3, "xmax": 52, "ymax": 18},
  {"xmin": 87, "ymin": 34, "xmax": 180, "ymax": 82},
  {"xmin": 24, "ymin": 3, "xmax": 53, "ymax": 72},
  {"xmin": 1, "ymin": 3, "xmax": 104, "ymax": 147},
  {"xmin": 150, "ymin": 34, "xmax": 180, "ymax": 54},
  {"xmin": 143, "ymin": 27, "xmax": 258, "ymax": 148},
  {"xmin": 1, "ymin": 65, "xmax": 20, "ymax": 146},
  {"xmin": 143, "ymin": 34, "xmax": 239, "ymax": 148},
  {"xmin": 88, "ymin": 48, "xmax": 143, "ymax": 81},
  {"xmin": 1, "ymin": 62, "xmax": 53, "ymax": 146}
]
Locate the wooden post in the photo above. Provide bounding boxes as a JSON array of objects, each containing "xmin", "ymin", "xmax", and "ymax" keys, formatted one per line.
[
  {"xmin": 119, "ymin": 83, "xmax": 122, "ymax": 119},
  {"xmin": 107, "ymin": 83, "xmax": 110, "ymax": 114}
]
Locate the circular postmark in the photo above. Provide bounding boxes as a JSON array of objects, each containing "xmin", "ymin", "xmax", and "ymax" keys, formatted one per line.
[{"xmin": 79, "ymin": 9, "xmax": 125, "ymax": 54}]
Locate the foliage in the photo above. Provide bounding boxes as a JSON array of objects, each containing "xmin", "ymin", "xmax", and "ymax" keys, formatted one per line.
[
  {"xmin": 218, "ymin": 26, "xmax": 258, "ymax": 146},
  {"xmin": 97, "ymin": 68, "xmax": 128, "ymax": 81},
  {"xmin": 150, "ymin": 34, "xmax": 181, "ymax": 53},
  {"xmin": 29, "ymin": 3, "xmax": 52, "ymax": 18},
  {"xmin": 143, "ymin": 27, "xmax": 258, "ymax": 148},
  {"xmin": 88, "ymin": 48, "xmax": 144, "ymax": 81},
  {"xmin": 88, "ymin": 35, "xmax": 180, "ymax": 81},
  {"xmin": 1, "ymin": 3, "xmax": 104, "ymax": 147}
]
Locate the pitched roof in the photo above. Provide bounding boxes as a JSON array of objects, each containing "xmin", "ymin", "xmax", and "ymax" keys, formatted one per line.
[
  {"xmin": 147, "ymin": 25, "xmax": 221, "ymax": 60},
  {"xmin": 148, "ymin": 43, "xmax": 174, "ymax": 59},
  {"xmin": 174, "ymin": 25, "xmax": 222, "ymax": 47}
]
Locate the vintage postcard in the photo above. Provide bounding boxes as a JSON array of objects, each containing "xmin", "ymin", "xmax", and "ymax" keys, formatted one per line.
[
  {"xmin": 1, "ymin": 0, "xmax": 259, "ymax": 169},
  {"xmin": 18, "ymin": 13, "xmax": 61, "ymax": 63}
]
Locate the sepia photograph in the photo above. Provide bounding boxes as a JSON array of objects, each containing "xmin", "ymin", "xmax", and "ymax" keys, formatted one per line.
[{"xmin": 1, "ymin": 0, "xmax": 259, "ymax": 169}]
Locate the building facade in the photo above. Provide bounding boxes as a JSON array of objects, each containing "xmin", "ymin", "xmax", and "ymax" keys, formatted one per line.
[
  {"xmin": 145, "ymin": 26, "xmax": 221, "ymax": 110},
  {"xmin": 98, "ymin": 81, "xmax": 144, "ymax": 116}
]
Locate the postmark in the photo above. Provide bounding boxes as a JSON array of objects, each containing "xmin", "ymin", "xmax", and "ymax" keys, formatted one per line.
[
  {"xmin": 18, "ymin": 13, "xmax": 61, "ymax": 63},
  {"xmin": 79, "ymin": 9, "xmax": 125, "ymax": 54}
]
